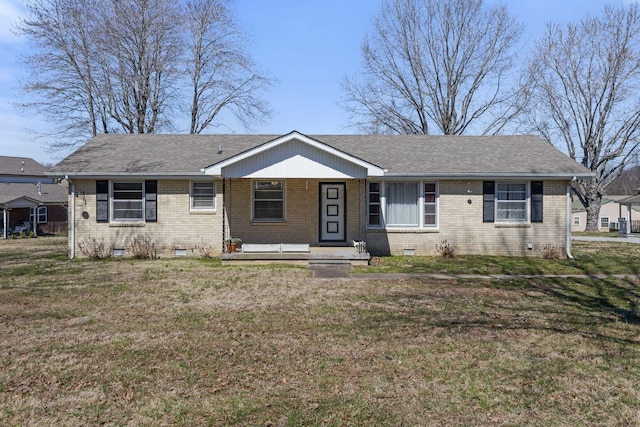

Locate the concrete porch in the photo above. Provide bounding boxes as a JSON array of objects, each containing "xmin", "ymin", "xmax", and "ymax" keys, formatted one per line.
[{"xmin": 220, "ymin": 244, "xmax": 371, "ymax": 266}]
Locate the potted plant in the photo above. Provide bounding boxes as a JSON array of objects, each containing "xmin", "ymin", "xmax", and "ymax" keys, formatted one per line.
[{"xmin": 226, "ymin": 237, "xmax": 243, "ymax": 253}]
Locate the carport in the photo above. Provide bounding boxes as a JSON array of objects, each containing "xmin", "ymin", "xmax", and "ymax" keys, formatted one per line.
[
  {"xmin": 0, "ymin": 195, "xmax": 41, "ymax": 238},
  {"xmin": 618, "ymin": 193, "xmax": 640, "ymax": 236}
]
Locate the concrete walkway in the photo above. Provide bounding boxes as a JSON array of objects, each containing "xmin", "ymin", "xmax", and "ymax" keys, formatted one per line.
[
  {"xmin": 572, "ymin": 235, "xmax": 640, "ymax": 244},
  {"xmin": 311, "ymin": 267, "xmax": 640, "ymax": 281},
  {"xmin": 348, "ymin": 272, "xmax": 640, "ymax": 281}
]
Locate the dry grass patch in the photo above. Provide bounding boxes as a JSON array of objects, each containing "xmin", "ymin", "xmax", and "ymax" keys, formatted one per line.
[{"xmin": 1, "ymin": 238, "xmax": 639, "ymax": 426}]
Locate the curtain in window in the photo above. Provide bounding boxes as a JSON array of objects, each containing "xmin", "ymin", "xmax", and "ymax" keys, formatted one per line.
[
  {"xmin": 192, "ymin": 182, "xmax": 215, "ymax": 209},
  {"xmin": 113, "ymin": 182, "xmax": 144, "ymax": 220},
  {"xmin": 386, "ymin": 182, "xmax": 418, "ymax": 226},
  {"xmin": 496, "ymin": 183, "xmax": 527, "ymax": 222}
]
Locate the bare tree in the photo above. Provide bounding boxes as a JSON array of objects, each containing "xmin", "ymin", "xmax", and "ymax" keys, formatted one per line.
[
  {"xmin": 17, "ymin": 0, "xmax": 272, "ymax": 150},
  {"xmin": 18, "ymin": 0, "xmax": 106, "ymax": 150},
  {"xmin": 606, "ymin": 164, "xmax": 640, "ymax": 195},
  {"xmin": 97, "ymin": 0, "xmax": 182, "ymax": 134},
  {"xmin": 341, "ymin": 0, "xmax": 524, "ymax": 135},
  {"xmin": 523, "ymin": 4, "xmax": 640, "ymax": 231},
  {"xmin": 185, "ymin": 0, "xmax": 271, "ymax": 134}
]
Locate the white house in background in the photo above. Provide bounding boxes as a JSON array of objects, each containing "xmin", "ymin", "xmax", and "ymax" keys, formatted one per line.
[{"xmin": 571, "ymin": 196, "xmax": 640, "ymax": 232}]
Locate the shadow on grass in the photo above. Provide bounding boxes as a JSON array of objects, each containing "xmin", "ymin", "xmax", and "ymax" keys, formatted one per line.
[{"xmin": 349, "ymin": 273, "xmax": 640, "ymax": 348}]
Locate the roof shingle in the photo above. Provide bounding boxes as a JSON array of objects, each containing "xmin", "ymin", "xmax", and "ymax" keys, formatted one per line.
[
  {"xmin": 0, "ymin": 156, "xmax": 48, "ymax": 177},
  {"xmin": 49, "ymin": 132, "xmax": 592, "ymax": 178}
]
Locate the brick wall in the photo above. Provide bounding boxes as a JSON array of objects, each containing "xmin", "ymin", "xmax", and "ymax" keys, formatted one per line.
[
  {"xmin": 70, "ymin": 178, "xmax": 569, "ymax": 258},
  {"xmin": 224, "ymin": 179, "xmax": 367, "ymax": 245},
  {"xmin": 366, "ymin": 180, "xmax": 569, "ymax": 257},
  {"xmin": 71, "ymin": 179, "xmax": 222, "ymax": 257}
]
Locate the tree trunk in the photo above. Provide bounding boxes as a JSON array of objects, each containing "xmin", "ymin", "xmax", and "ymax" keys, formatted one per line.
[{"xmin": 584, "ymin": 187, "xmax": 602, "ymax": 232}]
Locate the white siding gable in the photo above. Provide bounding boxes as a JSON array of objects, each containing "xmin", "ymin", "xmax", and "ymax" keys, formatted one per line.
[
  {"xmin": 221, "ymin": 140, "xmax": 365, "ymax": 178},
  {"xmin": 204, "ymin": 132, "xmax": 384, "ymax": 178}
]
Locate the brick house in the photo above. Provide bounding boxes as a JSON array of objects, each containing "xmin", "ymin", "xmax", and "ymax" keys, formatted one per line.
[
  {"xmin": 0, "ymin": 156, "xmax": 68, "ymax": 238},
  {"xmin": 49, "ymin": 131, "xmax": 592, "ymax": 260}
]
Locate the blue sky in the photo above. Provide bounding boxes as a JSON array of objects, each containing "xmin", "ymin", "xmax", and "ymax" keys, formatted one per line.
[{"xmin": 0, "ymin": 0, "xmax": 628, "ymax": 165}]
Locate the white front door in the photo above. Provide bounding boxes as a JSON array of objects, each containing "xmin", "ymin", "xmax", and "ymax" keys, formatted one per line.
[{"xmin": 320, "ymin": 183, "xmax": 346, "ymax": 242}]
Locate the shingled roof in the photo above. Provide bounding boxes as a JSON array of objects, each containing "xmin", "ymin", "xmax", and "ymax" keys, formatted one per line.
[
  {"xmin": 0, "ymin": 156, "xmax": 48, "ymax": 178},
  {"xmin": 0, "ymin": 182, "xmax": 68, "ymax": 205},
  {"xmin": 49, "ymin": 132, "xmax": 592, "ymax": 179}
]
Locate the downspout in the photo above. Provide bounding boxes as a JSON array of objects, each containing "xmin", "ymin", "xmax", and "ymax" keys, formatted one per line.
[
  {"xmin": 69, "ymin": 177, "xmax": 76, "ymax": 259},
  {"xmin": 222, "ymin": 178, "xmax": 226, "ymax": 253},
  {"xmin": 566, "ymin": 181, "xmax": 574, "ymax": 259},
  {"xmin": 357, "ymin": 178, "xmax": 361, "ymax": 241},
  {"xmin": 363, "ymin": 178, "xmax": 368, "ymax": 244}
]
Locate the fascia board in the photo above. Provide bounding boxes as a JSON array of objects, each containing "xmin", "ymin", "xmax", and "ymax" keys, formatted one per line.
[
  {"xmin": 48, "ymin": 172, "xmax": 209, "ymax": 179},
  {"xmin": 370, "ymin": 172, "xmax": 594, "ymax": 180}
]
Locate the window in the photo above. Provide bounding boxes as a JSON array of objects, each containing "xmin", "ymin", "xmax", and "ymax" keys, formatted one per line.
[
  {"xmin": 496, "ymin": 183, "xmax": 528, "ymax": 222},
  {"xmin": 573, "ymin": 216, "xmax": 580, "ymax": 226},
  {"xmin": 386, "ymin": 182, "xmax": 419, "ymax": 226},
  {"xmin": 367, "ymin": 181, "xmax": 437, "ymax": 228},
  {"xmin": 424, "ymin": 183, "xmax": 437, "ymax": 226},
  {"xmin": 484, "ymin": 181, "xmax": 542, "ymax": 224},
  {"xmin": 97, "ymin": 180, "xmax": 157, "ymax": 223},
  {"xmin": 600, "ymin": 217, "xmax": 609, "ymax": 229},
  {"xmin": 191, "ymin": 181, "xmax": 215, "ymax": 210},
  {"xmin": 253, "ymin": 180, "xmax": 284, "ymax": 221},
  {"xmin": 112, "ymin": 182, "xmax": 144, "ymax": 221},
  {"xmin": 368, "ymin": 182, "xmax": 381, "ymax": 226},
  {"xmin": 30, "ymin": 206, "xmax": 47, "ymax": 223}
]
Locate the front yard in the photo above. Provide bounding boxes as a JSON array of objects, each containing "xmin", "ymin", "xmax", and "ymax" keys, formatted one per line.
[{"xmin": 1, "ymin": 237, "xmax": 639, "ymax": 426}]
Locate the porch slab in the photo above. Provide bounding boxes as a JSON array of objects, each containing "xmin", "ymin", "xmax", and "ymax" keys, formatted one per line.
[{"xmin": 221, "ymin": 245, "xmax": 370, "ymax": 266}]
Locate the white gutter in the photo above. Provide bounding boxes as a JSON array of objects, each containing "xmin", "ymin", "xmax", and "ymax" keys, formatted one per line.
[
  {"xmin": 566, "ymin": 182, "xmax": 574, "ymax": 259},
  {"xmin": 69, "ymin": 177, "xmax": 75, "ymax": 259}
]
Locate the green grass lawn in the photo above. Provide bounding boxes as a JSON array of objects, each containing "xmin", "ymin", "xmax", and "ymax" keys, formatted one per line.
[
  {"xmin": 355, "ymin": 239, "xmax": 640, "ymax": 276},
  {"xmin": 1, "ymin": 237, "xmax": 639, "ymax": 426}
]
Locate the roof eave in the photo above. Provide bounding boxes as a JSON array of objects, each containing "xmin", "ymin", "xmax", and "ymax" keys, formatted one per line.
[
  {"xmin": 374, "ymin": 172, "xmax": 594, "ymax": 180},
  {"xmin": 48, "ymin": 172, "xmax": 208, "ymax": 179}
]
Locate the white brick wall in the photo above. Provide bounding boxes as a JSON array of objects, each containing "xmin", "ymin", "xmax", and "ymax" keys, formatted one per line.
[
  {"xmin": 69, "ymin": 178, "xmax": 569, "ymax": 258},
  {"xmin": 366, "ymin": 180, "xmax": 568, "ymax": 256},
  {"xmin": 72, "ymin": 179, "xmax": 222, "ymax": 257}
]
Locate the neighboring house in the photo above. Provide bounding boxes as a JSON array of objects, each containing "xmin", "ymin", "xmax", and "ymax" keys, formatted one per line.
[
  {"xmin": 48, "ymin": 131, "xmax": 592, "ymax": 259},
  {"xmin": 0, "ymin": 156, "xmax": 68, "ymax": 238},
  {"xmin": 571, "ymin": 196, "xmax": 640, "ymax": 232}
]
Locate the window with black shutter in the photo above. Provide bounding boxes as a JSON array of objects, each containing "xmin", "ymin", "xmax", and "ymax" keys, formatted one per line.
[
  {"xmin": 483, "ymin": 181, "xmax": 495, "ymax": 223},
  {"xmin": 96, "ymin": 180, "xmax": 109, "ymax": 222},
  {"xmin": 145, "ymin": 180, "xmax": 157, "ymax": 222},
  {"xmin": 531, "ymin": 181, "xmax": 543, "ymax": 223}
]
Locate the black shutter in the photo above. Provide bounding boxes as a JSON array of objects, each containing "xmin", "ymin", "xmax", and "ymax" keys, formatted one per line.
[
  {"xmin": 531, "ymin": 181, "xmax": 543, "ymax": 223},
  {"xmin": 96, "ymin": 180, "xmax": 109, "ymax": 222},
  {"xmin": 145, "ymin": 180, "xmax": 157, "ymax": 222},
  {"xmin": 483, "ymin": 181, "xmax": 495, "ymax": 223}
]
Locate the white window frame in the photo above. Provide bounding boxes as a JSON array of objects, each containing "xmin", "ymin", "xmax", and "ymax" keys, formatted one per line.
[
  {"xmin": 368, "ymin": 180, "xmax": 439, "ymax": 229},
  {"xmin": 110, "ymin": 181, "xmax": 145, "ymax": 222},
  {"xmin": 600, "ymin": 216, "xmax": 610, "ymax": 229},
  {"xmin": 367, "ymin": 182, "xmax": 381, "ymax": 227},
  {"xmin": 424, "ymin": 182, "xmax": 438, "ymax": 227},
  {"xmin": 190, "ymin": 180, "xmax": 216, "ymax": 211},
  {"xmin": 252, "ymin": 180, "xmax": 285, "ymax": 222},
  {"xmin": 573, "ymin": 216, "xmax": 580, "ymax": 226},
  {"xmin": 495, "ymin": 182, "xmax": 529, "ymax": 223},
  {"xmin": 30, "ymin": 206, "xmax": 48, "ymax": 223}
]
